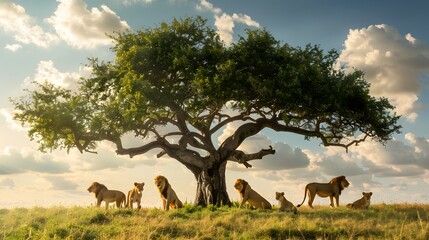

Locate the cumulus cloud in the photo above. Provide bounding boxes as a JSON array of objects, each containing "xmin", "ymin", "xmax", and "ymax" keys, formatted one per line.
[
  {"xmin": 0, "ymin": 178, "xmax": 15, "ymax": 188},
  {"xmin": 44, "ymin": 175, "xmax": 79, "ymax": 191},
  {"xmin": 122, "ymin": 0, "xmax": 154, "ymax": 5},
  {"xmin": 0, "ymin": 1, "xmax": 59, "ymax": 48},
  {"xmin": 0, "ymin": 108, "xmax": 26, "ymax": 131},
  {"xmin": 338, "ymin": 24, "xmax": 429, "ymax": 121},
  {"xmin": 72, "ymin": 141, "xmax": 157, "ymax": 171},
  {"xmin": 195, "ymin": 0, "xmax": 259, "ymax": 45},
  {"xmin": 0, "ymin": 147, "xmax": 70, "ymax": 175},
  {"xmin": 220, "ymin": 122, "xmax": 310, "ymax": 171},
  {"xmin": 46, "ymin": 0, "xmax": 130, "ymax": 49},
  {"xmin": 195, "ymin": 0, "xmax": 221, "ymax": 14},
  {"xmin": 4, "ymin": 43, "xmax": 22, "ymax": 52},
  {"xmin": 22, "ymin": 60, "xmax": 91, "ymax": 91},
  {"xmin": 301, "ymin": 133, "xmax": 429, "ymax": 183}
]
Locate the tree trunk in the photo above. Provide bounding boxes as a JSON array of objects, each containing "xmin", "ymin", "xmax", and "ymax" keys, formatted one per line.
[{"xmin": 193, "ymin": 161, "xmax": 232, "ymax": 206}]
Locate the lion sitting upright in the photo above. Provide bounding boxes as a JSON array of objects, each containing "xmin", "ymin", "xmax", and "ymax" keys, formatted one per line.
[
  {"xmin": 347, "ymin": 192, "xmax": 373, "ymax": 209},
  {"xmin": 234, "ymin": 179, "xmax": 272, "ymax": 209},
  {"xmin": 297, "ymin": 175, "xmax": 350, "ymax": 208},
  {"xmin": 87, "ymin": 182, "xmax": 126, "ymax": 210},
  {"xmin": 275, "ymin": 192, "xmax": 297, "ymax": 214},
  {"xmin": 154, "ymin": 175, "xmax": 183, "ymax": 210},
  {"xmin": 127, "ymin": 182, "xmax": 145, "ymax": 210}
]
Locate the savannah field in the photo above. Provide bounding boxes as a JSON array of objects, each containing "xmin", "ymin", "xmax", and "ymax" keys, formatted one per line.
[{"xmin": 0, "ymin": 203, "xmax": 428, "ymax": 240}]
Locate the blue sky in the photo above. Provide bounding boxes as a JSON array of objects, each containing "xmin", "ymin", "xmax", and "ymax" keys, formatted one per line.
[{"xmin": 0, "ymin": 0, "xmax": 429, "ymax": 208}]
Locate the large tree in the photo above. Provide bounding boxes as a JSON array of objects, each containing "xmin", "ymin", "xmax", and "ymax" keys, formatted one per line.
[{"xmin": 12, "ymin": 17, "xmax": 401, "ymax": 206}]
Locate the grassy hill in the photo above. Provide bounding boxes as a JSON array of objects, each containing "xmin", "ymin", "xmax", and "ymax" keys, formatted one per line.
[{"xmin": 0, "ymin": 204, "xmax": 428, "ymax": 239}]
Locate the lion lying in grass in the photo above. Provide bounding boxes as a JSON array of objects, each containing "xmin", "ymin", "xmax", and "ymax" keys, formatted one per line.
[
  {"xmin": 347, "ymin": 192, "xmax": 373, "ymax": 209},
  {"xmin": 87, "ymin": 182, "xmax": 126, "ymax": 210},
  {"xmin": 154, "ymin": 175, "xmax": 183, "ymax": 210},
  {"xmin": 234, "ymin": 179, "xmax": 272, "ymax": 209},
  {"xmin": 127, "ymin": 182, "xmax": 145, "ymax": 210},
  {"xmin": 297, "ymin": 175, "xmax": 350, "ymax": 208}
]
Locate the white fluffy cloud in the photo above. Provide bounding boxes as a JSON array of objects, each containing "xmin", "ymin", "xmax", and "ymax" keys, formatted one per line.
[
  {"xmin": 22, "ymin": 60, "xmax": 91, "ymax": 91},
  {"xmin": 196, "ymin": 0, "xmax": 259, "ymax": 45},
  {"xmin": 338, "ymin": 24, "xmax": 429, "ymax": 121},
  {"xmin": 219, "ymin": 122, "xmax": 310, "ymax": 171},
  {"xmin": 195, "ymin": 0, "xmax": 221, "ymax": 14},
  {"xmin": 0, "ymin": 147, "xmax": 70, "ymax": 175},
  {"xmin": 4, "ymin": 44, "xmax": 22, "ymax": 52},
  {"xmin": 122, "ymin": 0, "xmax": 154, "ymax": 5},
  {"xmin": 46, "ymin": 0, "xmax": 130, "ymax": 49},
  {"xmin": 0, "ymin": 1, "xmax": 59, "ymax": 48}
]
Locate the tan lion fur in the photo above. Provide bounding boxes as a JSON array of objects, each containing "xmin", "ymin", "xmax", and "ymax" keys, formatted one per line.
[
  {"xmin": 87, "ymin": 182, "xmax": 126, "ymax": 210},
  {"xmin": 127, "ymin": 182, "xmax": 145, "ymax": 210},
  {"xmin": 234, "ymin": 179, "xmax": 272, "ymax": 209},
  {"xmin": 297, "ymin": 175, "xmax": 350, "ymax": 208},
  {"xmin": 275, "ymin": 192, "xmax": 297, "ymax": 214},
  {"xmin": 347, "ymin": 192, "xmax": 373, "ymax": 209},
  {"xmin": 154, "ymin": 175, "xmax": 183, "ymax": 210}
]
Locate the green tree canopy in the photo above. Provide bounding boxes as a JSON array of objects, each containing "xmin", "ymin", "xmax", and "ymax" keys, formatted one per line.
[{"xmin": 11, "ymin": 16, "xmax": 401, "ymax": 206}]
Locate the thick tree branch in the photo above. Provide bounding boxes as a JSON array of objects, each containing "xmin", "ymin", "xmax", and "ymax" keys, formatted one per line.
[
  {"xmin": 228, "ymin": 145, "xmax": 275, "ymax": 168},
  {"xmin": 210, "ymin": 113, "xmax": 256, "ymax": 135}
]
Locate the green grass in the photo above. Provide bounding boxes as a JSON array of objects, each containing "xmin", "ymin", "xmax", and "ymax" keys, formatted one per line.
[{"xmin": 0, "ymin": 204, "xmax": 428, "ymax": 239}]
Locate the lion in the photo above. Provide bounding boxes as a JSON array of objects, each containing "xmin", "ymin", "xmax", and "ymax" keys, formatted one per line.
[
  {"xmin": 297, "ymin": 175, "xmax": 350, "ymax": 208},
  {"xmin": 154, "ymin": 175, "xmax": 183, "ymax": 210},
  {"xmin": 347, "ymin": 192, "xmax": 373, "ymax": 209},
  {"xmin": 87, "ymin": 182, "xmax": 126, "ymax": 210},
  {"xmin": 234, "ymin": 179, "xmax": 272, "ymax": 209},
  {"xmin": 127, "ymin": 182, "xmax": 145, "ymax": 210},
  {"xmin": 275, "ymin": 192, "xmax": 297, "ymax": 214}
]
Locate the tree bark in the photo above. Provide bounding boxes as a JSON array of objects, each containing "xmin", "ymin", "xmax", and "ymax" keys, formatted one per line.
[{"xmin": 193, "ymin": 161, "xmax": 232, "ymax": 206}]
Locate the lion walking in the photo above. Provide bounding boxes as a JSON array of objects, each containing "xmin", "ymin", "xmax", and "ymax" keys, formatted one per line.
[
  {"xmin": 87, "ymin": 182, "xmax": 126, "ymax": 210},
  {"xmin": 297, "ymin": 176, "xmax": 350, "ymax": 208}
]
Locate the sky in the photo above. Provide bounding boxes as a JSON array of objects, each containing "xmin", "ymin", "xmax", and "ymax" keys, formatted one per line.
[{"xmin": 0, "ymin": 0, "xmax": 429, "ymax": 209}]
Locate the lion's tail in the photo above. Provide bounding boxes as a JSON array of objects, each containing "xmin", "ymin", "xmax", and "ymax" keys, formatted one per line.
[
  {"xmin": 126, "ymin": 191, "xmax": 131, "ymax": 208},
  {"xmin": 296, "ymin": 184, "xmax": 309, "ymax": 208}
]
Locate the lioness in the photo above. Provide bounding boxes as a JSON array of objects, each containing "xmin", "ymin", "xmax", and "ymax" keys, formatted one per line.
[
  {"xmin": 234, "ymin": 179, "xmax": 272, "ymax": 209},
  {"xmin": 154, "ymin": 175, "xmax": 183, "ymax": 210},
  {"xmin": 275, "ymin": 192, "xmax": 297, "ymax": 214},
  {"xmin": 297, "ymin": 175, "xmax": 350, "ymax": 208},
  {"xmin": 127, "ymin": 182, "xmax": 145, "ymax": 210},
  {"xmin": 87, "ymin": 182, "xmax": 126, "ymax": 210},
  {"xmin": 347, "ymin": 192, "xmax": 373, "ymax": 209}
]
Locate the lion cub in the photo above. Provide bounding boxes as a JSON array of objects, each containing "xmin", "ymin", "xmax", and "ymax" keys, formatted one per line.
[
  {"xmin": 127, "ymin": 182, "xmax": 145, "ymax": 210},
  {"xmin": 234, "ymin": 179, "xmax": 272, "ymax": 209},
  {"xmin": 346, "ymin": 192, "xmax": 373, "ymax": 209},
  {"xmin": 275, "ymin": 192, "xmax": 297, "ymax": 214}
]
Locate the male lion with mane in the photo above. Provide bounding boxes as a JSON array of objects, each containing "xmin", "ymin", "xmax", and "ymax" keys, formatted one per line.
[
  {"xmin": 127, "ymin": 182, "xmax": 145, "ymax": 210},
  {"xmin": 297, "ymin": 175, "xmax": 349, "ymax": 208},
  {"xmin": 154, "ymin": 175, "xmax": 183, "ymax": 210},
  {"xmin": 234, "ymin": 179, "xmax": 272, "ymax": 209},
  {"xmin": 87, "ymin": 182, "xmax": 126, "ymax": 210}
]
